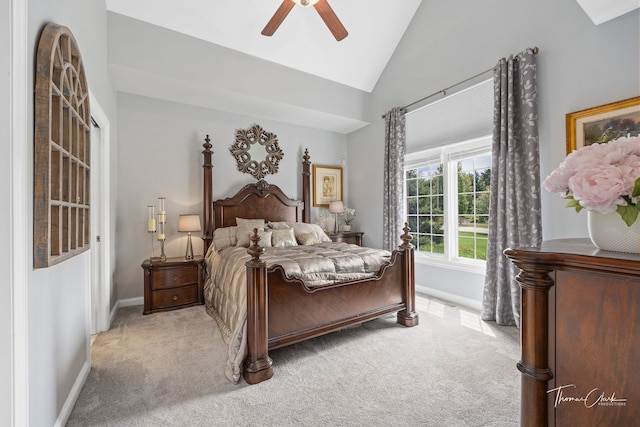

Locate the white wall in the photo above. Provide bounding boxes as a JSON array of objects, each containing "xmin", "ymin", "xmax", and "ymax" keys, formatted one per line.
[
  {"xmin": 25, "ymin": 0, "xmax": 117, "ymax": 425},
  {"xmin": 348, "ymin": 0, "xmax": 639, "ymax": 305},
  {"xmin": 1, "ymin": 0, "xmax": 15, "ymax": 423},
  {"xmin": 115, "ymin": 94, "xmax": 348, "ymax": 300}
]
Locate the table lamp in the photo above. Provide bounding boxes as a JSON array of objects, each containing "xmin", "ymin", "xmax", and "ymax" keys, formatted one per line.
[
  {"xmin": 178, "ymin": 214, "xmax": 201, "ymax": 260},
  {"xmin": 329, "ymin": 200, "xmax": 344, "ymax": 234}
]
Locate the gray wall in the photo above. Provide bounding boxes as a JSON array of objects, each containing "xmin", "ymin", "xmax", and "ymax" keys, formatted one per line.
[
  {"xmin": 26, "ymin": 0, "xmax": 117, "ymax": 425},
  {"xmin": 115, "ymin": 94, "xmax": 348, "ymax": 300},
  {"xmin": 348, "ymin": 0, "xmax": 639, "ymax": 307}
]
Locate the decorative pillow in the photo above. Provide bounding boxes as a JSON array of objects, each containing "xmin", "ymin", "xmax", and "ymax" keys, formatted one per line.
[
  {"xmin": 247, "ymin": 229, "xmax": 272, "ymax": 247},
  {"xmin": 271, "ymin": 227, "xmax": 298, "ymax": 247},
  {"xmin": 213, "ymin": 226, "xmax": 238, "ymax": 251},
  {"xmin": 236, "ymin": 218, "xmax": 266, "ymax": 247},
  {"xmin": 296, "ymin": 232, "xmax": 322, "ymax": 245},
  {"xmin": 267, "ymin": 221, "xmax": 291, "ymax": 230},
  {"xmin": 288, "ymin": 222, "xmax": 332, "ymax": 243}
]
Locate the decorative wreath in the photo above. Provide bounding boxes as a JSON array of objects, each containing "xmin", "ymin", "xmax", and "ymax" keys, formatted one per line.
[{"xmin": 229, "ymin": 124, "xmax": 284, "ymax": 180}]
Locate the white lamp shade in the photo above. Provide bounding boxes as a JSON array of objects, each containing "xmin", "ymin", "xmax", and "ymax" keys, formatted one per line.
[
  {"xmin": 178, "ymin": 214, "xmax": 201, "ymax": 232},
  {"xmin": 329, "ymin": 200, "xmax": 344, "ymax": 214}
]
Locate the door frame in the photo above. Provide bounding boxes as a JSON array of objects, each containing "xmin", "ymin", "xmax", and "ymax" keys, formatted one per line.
[{"xmin": 88, "ymin": 91, "xmax": 111, "ymax": 334}]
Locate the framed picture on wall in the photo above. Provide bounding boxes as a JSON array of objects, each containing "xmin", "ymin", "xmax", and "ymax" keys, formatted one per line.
[
  {"xmin": 312, "ymin": 164, "xmax": 343, "ymax": 207},
  {"xmin": 566, "ymin": 96, "xmax": 640, "ymax": 154}
]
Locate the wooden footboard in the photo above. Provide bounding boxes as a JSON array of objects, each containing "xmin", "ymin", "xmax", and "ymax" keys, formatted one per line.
[{"xmin": 243, "ymin": 224, "xmax": 419, "ymax": 385}]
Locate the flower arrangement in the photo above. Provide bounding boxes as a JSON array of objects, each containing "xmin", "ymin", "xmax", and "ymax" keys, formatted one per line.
[
  {"xmin": 543, "ymin": 136, "xmax": 640, "ymax": 226},
  {"xmin": 343, "ymin": 207, "xmax": 356, "ymax": 225}
]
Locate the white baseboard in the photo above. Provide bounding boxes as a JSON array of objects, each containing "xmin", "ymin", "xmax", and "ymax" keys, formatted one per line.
[
  {"xmin": 416, "ymin": 284, "xmax": 483, "ymax": 312},
  {"xmin": 110, "ymin": 297, "xmax": 143, "ymax": 325},
  {"xmin": 118, "ymin": 296, "xmax": 144, "ymax": 307},
  {"xmin": 54, "ymin": 360, "xmax": 90, "ymax": 427}
]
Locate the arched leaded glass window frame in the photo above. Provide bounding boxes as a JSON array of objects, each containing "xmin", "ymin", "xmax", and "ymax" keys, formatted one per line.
[{"xmin": 34, "ymin": 23, "xmax": 91, "ymax": 268}]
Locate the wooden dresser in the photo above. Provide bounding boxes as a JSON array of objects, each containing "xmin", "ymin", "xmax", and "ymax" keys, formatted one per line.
[
  {"xmin": 142, "ymin": 256, "xmax": 205, "ymax": 314},
  {"xmin": 505, "ymin": 239, "xmax": 640, "ymax": 426}
]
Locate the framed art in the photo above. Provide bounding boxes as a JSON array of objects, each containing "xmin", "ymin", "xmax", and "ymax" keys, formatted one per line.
[
  {"xmin": 566, "ymin": 96, "xmax": 640, "ymax": 154},
  {"xmin": 312, "ymin": 164, "xmax": 343, "ymax": 207}
]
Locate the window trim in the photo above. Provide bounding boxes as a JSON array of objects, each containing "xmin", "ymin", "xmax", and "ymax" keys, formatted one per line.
[{"xmin": 405, "ymin": 136, "xmax": 492, "ymax": 274}]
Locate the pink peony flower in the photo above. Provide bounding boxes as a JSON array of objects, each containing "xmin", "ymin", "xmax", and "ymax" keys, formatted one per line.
[
  {"xmin": 543, "ymin": 135, "xmax": 640, "ymax": 224},
  {"xmin": 568, "ymin": 166, "xmax": 628, "ymax": 213}
]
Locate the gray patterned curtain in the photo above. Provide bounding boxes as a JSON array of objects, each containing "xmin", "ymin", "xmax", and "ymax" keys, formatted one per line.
[
  {"xmin": 383, "ymin": 107, "xmax": 406, "ymax": 251},
  {"xmin": 481, "ymin": 49, "xmax": 542, "ymax": 327}
]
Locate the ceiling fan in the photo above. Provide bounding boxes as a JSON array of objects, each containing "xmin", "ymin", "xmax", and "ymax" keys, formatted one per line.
[{"xmin": 262, "ymin": 0, "xmax": 348, "ymax": 41}]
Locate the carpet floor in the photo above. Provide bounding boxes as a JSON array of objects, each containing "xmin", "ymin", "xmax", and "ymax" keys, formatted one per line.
[{"xmin": 67, "ymin": 294, "xmax": 520, "ymax": 426}]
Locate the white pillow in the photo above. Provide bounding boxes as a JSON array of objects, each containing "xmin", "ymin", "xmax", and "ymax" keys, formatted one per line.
[
  {"xmin": 213, "ymin": 226, "xmax": 238, "ymax": 251},
  {"xmin": 247, "ymin": 229, "xmax": 272, "ymax": 247},
  {"xmin": 288, "ymin": 222, "xmax": 332, "ymax": 243},
  {"xmin": 272, "ymin": 228, "xmax": 298, "ymax": 247},
  {"xmin": 236, "ymin": 218, "xmax": 266, "ymax": 247}
]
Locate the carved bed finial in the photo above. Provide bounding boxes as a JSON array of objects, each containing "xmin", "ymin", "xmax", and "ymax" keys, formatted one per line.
[
  {"xmin": 303, "ymin": 148, "xmax": 310, "ymax": 165},
  {"xmin": 203, "ymin": 134, "xmax": 212, "ymax": 150},
  {"xmin": 400, "ymin": 222, "xmax": 414, "ymax": 249},
  {"xmin": 247, "ymin": 228, "xmax": 265, "ymax": 266}
]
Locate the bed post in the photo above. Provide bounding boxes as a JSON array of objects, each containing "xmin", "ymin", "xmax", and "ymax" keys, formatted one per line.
[
  {"xmin": 202, "ymin": 135, "xmax": 214, "ymax": 251},
  {"xmin": 302, "ymin": 148, "xmax": 311, "ymax": 223},
  {"xmin": 244, "ymin": 229, "xmax": 273, "ymax": 384},
  {"xmin": 397, "ymin": 222, "xmax": 419, "ymax": 327}
]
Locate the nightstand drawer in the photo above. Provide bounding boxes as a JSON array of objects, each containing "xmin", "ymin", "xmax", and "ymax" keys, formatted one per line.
[
  {"xmin": 151, "ymin": 285, "xmax": 198, "ymax": 309},
  {"xmin": 329, "ymin": 232, "xmax": 364, "ymax": 246},
  {"xmin": 142, "ymin": 256, "xmax": 204, "ymax": 315},
  {"xmin": 151, "ymin": 266, "xmax": 197, "ymax": 290}
]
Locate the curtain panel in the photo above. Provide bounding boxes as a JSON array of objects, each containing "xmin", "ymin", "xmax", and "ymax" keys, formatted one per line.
[
  {"xmin": 481, "ymin": 48, "xmax": 542, "ymax": 327},
  {"xmin": 383, "ymin": 107, "xmax": 406, "ymax": 251}
]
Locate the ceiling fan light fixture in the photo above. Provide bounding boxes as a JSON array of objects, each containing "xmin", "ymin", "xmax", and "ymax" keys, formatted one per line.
[{"xmin": 292, "ymin": 0, "xmax": 320, "ymax": 7}]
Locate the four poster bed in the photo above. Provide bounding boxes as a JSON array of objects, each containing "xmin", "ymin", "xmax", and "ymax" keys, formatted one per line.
[{"xmin": 200, "ymin": 138, "xmax": 418, "ymax": 384}]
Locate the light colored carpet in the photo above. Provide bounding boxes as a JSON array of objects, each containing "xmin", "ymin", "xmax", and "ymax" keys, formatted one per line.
[{"xmin": 67, "ymin": 294, "xmax": 520, "ymax": 426}]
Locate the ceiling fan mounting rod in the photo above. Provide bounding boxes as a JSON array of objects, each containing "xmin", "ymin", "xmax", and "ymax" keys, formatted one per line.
[{"xmin": 293, "ymin": 0, "xmax": 319, "ymax": 6}]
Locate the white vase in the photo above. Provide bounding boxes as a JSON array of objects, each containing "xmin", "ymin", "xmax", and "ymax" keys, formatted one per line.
[
  {"xmin": 587, "ymin": 211, "xmax": 640, "ymax": 254},
  {"xmin": 343, "ymin": 224, "xmax": 352, "ymax": 232}
]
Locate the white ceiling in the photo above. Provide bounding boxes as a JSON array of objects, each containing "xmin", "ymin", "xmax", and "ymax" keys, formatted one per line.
[
  {"xmin": 575, "ymin": 0, "xmax": 640, "ymax": 24},
  {"xmin": 105, "ymin": 0, "xmax": 422, "ymax": 93}
]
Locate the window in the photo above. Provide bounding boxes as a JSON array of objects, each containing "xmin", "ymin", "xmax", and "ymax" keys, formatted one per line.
[{"xmin": 405, "ymin": 138, "xmax": 491, "ymax": 269}]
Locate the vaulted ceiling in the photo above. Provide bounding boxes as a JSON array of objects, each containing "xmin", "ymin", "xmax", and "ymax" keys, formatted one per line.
[
  {"xmin": 105, "ymin": 1, "xmax": 427, "ymax": 133},
  {"xmin": 106, "ymin": 0, "xmax": 422, "ymax": 93}
]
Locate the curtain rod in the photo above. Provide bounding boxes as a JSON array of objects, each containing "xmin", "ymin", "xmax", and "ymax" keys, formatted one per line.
[{"xmin": 381, "ymin": 46, "xmax": 539, "ymax": 119}]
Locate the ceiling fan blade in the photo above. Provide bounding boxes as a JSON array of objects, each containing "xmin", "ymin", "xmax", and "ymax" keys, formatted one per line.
[
  {"xmin": 262, "ymin": 0, "xmax": 295, "ymax": 36},
  {"xmin": 313, "ymin": 0, "xmax": 348, "ymax": 41}
]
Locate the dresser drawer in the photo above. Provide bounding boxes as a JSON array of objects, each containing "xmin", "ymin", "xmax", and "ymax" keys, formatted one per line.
[
  {"xmin": 151, "ymin": 266, "xmax": 197, "ymax": 290},
  {"xmin": 150, "ymin": 285, "xmax": 198, "ymax": 309}
]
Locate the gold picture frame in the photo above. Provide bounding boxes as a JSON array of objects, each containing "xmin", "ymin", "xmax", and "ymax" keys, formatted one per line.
[
  {"xmin": 312, "ymin": 164, "xmax": 343, "ymax": 207},
  {"xmin": 566, "ymin": 96, "xmax": 640, "ymax": 154}
]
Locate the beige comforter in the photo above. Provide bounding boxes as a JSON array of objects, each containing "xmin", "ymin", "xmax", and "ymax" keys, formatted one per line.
[{"xmin": 203, "ymin": 242, "xmax": 391, "ymax": 383}]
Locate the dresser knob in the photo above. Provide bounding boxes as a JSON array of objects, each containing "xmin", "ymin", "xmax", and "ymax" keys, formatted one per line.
[
  {"xmin": 173, "ymin": 295, "xmax": 178, "ymax": 301},
  {"xmin": 172, "ymin": 274, "xmax": 178, "ymax": 282}
]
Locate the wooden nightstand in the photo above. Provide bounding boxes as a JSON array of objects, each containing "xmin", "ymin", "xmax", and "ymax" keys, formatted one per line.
[
  {"xmin": 329, "ymin": 231, "xmax": 364, "ymax": 246},
  {"xmin": 142, "ymin": 256, "xmax": 205, "ymax": 315}
]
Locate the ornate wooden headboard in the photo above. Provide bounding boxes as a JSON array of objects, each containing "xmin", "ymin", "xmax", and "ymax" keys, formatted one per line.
[
  {"xmin": 214, "ymin": 181, "xmax": 304, "ymax": 229},
  {"xmin": 202, "ymin": 136, "xmax": 311, "ymax": 250}
]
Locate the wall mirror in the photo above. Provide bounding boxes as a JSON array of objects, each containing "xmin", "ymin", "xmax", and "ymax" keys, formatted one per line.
[{"xmin": 229, "ymin": 124, "xmax": 284, "ymax": 180}]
